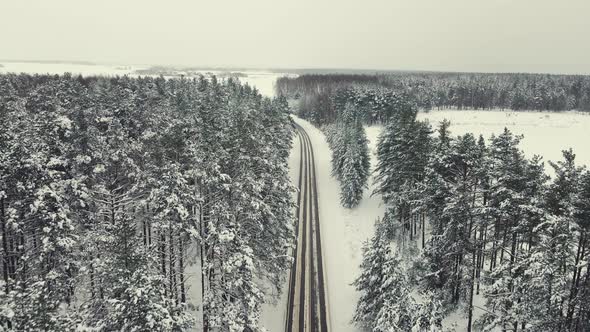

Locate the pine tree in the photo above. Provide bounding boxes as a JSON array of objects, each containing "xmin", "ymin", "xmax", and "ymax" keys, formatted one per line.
[
  {"xmin": 420, "ymin": 132, "xmax": 486, "ymax": 322},
  {"xmin": 353, "ymin": 220, "xmax": 416, "ymax": 331},
  {"xmin": 326, "ymin": 103, "xmax": 371, "ymax": 208},
  {"xmin": 412, "ymin": 292, "xmax": 444, "ymax": 332},
  {"xmin": 373, "ymin": 252, "xmax": 415, "ymax": 332},
  {"xmin": 353, "ymin": 219, "xmax": 392, "ymax": 327},
  {"xmin": 571, "ymin": 170, "xmax": 590, "ymax": 331},
  {"xmin": 339, "ymin": 121, "xmax": 370, "ymax": 208},
  {"xmin": 374, "ymin": 101, "xmax": 431, "ymax": 243}
]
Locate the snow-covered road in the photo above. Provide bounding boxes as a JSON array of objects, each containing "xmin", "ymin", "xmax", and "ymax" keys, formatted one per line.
[
  {"xmin": 263, "ymin": 109, "xmax": 590, "ymax": 331},
  {"xmin": 261, "ymin": 115, "xmax": 385, "ymax": 332}
]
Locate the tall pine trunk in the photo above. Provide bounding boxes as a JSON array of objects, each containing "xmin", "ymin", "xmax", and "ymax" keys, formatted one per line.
[
  {"xmin": 1, "ymin": 197, "xmax": 9, "ymax": 293},
  {"xmin": 467, "ymin": 247, "xmax": 476, "ymax": 332},
  {"xmin": 567, "ymin": 230, "xmax": 586, "ymax": 327},
  {"xmin": 179, "ymin": 234, "xmax": 186, "ymax": 304},
  {"xmin": 169, "ymin": 223, "xmax": 176, "ymax": 302}
]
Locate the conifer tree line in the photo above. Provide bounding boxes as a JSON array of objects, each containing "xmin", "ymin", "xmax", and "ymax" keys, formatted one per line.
[
  {"xmin": 0, "ymin": 73, "xmax": 295, "ymax": 331},
  {"xmin": 355, "ymin": 103, "xmax": 590, "ymax": 331},
  {"xmin": 324, "ymin": 102, "xmax": 370, "ymax": 208},
  {"xmin": 276, "ymin": 72, "xmax": 590, "ymax": 125},
  {"xmin": 321, "ymin": 87, "xmax": 414, "ymax": 209}
]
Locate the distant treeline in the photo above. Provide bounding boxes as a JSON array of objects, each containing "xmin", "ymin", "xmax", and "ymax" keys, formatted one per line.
[{"xmin": 277, "ymin": 72, "xmax": 590, "ymax": 125}]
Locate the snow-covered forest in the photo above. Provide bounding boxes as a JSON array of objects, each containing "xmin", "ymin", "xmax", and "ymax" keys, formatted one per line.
[
  {"xmin": 324, "ymin": 103, "xmax": 370, "ymax": 209},
  {"xmin": 3, "ymin": 0, "xmax": 590, "ymax": 331},
  {"xmin": 362, "ymin": 104, "xmax": 590, "ymax": 331},
  {"xmin": 2, "ymin": 64, "xmax": 590, "ymax": 331},
  {"xmin": 277, "ymin": 73, "xmax": 590, "ymax": 126},
  {"xmin": 0, "ymin": 73, "xmax": 295, "ymax": 331},
  {"xmin": 280, "ymin": 72, "xmax": 590, "ymax": 331}
]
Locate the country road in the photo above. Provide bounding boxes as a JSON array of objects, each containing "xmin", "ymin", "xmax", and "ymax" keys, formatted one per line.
[{"xmin": 285, "ymin": 123, "xmax": 330, "ymax": 332}]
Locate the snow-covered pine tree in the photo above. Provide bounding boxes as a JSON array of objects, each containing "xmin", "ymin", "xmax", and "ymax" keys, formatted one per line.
[
  {"xmin": 373, "ymin": 101, "xmax": 419, "ymax": 203},
  {"xmin": 571, "ymin": 170, "xmax": 590, "ymax": 331},
  {"xmin": 477, "ymin": 129, "xmax": 524, "ymax": 331},
  {"xmin": 326, "ymin": 102, "xmax": 371, "ymax": 208},
  {"xmin": 419, "ymin": 120, "xmax": 454, "ymax": 238},
  {"xmin": 411, "ymin": 292, "xmax": 444, "ymax": 332},
  {"xmin": 373, "ymin": 251, "xmax": 415, "ymax": 332},
  {"xmin": 196, "ymin": 81, "xmax": 296, "ymax": 331},
  {"xmin": 478, "ymin": 130, "xmax": 550, "ymax": 331},
  {"xmin": 374, "ymin": 100, "xmax": 431, "ymax": 242},
  {"xmin": 353, "ymin": 219, "xmax": 392, "ymax": 327},
  {"xmin": 353, "ymin": 219, "xmax": 416, "ymax": 331},
  {"xmin": 0, "ymin": 83, "xmax": 81, "ymax": 331},
  {"xmin": 339, "ymin": 120, "xmax": 370, "ymax": 208},
  {"xmin": 419, "ymin": 132, "xmax": 486, "ymax": 324}
]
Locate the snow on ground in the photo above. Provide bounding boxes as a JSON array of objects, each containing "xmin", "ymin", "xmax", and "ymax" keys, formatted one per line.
[
  {"xmin": 290, "ymin": 116, "xmax": 385, "ymax": 332},
  {"xmin": 417, "ymin": 109, "xmax": 590, "ymax": 172},
  {"xmin": 0, "ymin": 61, "xmax": 144, "ymax": 77},
  {"xmin": 0, "ymin": 61, "xmax": 291, "ymax": 98},
  {"xmin": 265, "ymin": 109, "xmax": 590, "ymax": 331},
  {"xmin": 238, "ymin": 71, "xmax": 295, "ymax": 98}
]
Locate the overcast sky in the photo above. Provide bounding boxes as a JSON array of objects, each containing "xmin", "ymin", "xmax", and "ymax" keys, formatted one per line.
[{"xmin": 1, "ymin": 0, "xmax": 589, "ymax": 74}]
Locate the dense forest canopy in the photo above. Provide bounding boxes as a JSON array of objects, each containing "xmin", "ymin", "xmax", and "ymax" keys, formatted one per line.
[{"xmin": 0, "ymin": 73, "xmax": 295, "ymax": 331}]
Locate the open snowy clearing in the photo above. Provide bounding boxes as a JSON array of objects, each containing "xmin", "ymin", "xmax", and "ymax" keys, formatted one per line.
[{"xmin": 417, "ymin": 110, "xmax": 590, "ymax": 172}]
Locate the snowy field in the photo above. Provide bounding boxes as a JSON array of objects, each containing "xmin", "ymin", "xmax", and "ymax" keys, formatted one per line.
[
  {"xmin": 418, "ymin": 110, "xmax": 590, "ymax": 173},
  {"xmin": 0, "ymin": 61, "xmax": 145, "ymax": 77},
  {"xmin": 0, "ymin": 61, "xmax": 290, "ymax": 98}
]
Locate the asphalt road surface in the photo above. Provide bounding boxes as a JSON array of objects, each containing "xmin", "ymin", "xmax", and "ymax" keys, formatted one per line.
[{"xmin": 285, "ymin": 123, "xmax": 330, "ymax": 332}]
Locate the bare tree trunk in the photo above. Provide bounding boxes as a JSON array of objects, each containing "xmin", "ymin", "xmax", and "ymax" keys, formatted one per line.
[
  {"xmin": 147, "ymin": 203, "xmax": 152, "ymax": 246},
  {"xmin": 477, "ymin": 228, "xmax": 486, "ymax": 295},
  {"xmin": 169, "ymin": 224, "xmax": 177, "ymax": 303},
  {"xmin": 509, "ymin": 231, "xmax": 518, "ymax": 329},
  {"xmin": 1, "ymin": 197, "xmax": 10, "ymax": 293},
  {"xmin": 143, "ymin": 207, "xmax": 147, "ymax": 246},
  {"xmin": 467, "ymin": 248, "xmax": 476, "ymax": 332},
  {"xmin": 179, "ymin": 234, "xmax": 186, "ymax": 304},
  {"xmin": 200, "ymin": 187, "xmax": 209, "ymax": 332},
  {"xmin": 160, "ymin": 231, "xmax": 167, "ymax": 297},
  {"xmin": 500, "ymin": 227, "xmax": 508, "ymax": 264},
  {"xmin": 0, "ymin": 197, "xmax": 12, "ymax": 330},
  {"xmin": 567, "ymin": 230, "xmax": 586, "ymax": 327},
  {"xmin": 422, "ymin": 213, "xmax": 425, "ymax": 249}
]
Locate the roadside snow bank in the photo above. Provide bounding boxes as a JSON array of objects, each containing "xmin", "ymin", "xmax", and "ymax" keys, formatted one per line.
[{"xmin": 293, "ymin": 116, "xmax": 385, "ymax": 332}]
